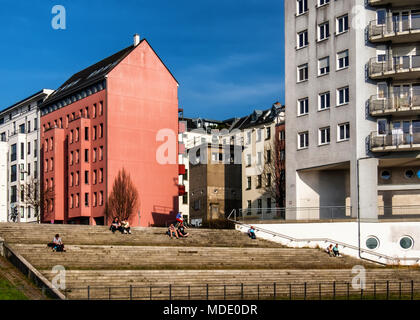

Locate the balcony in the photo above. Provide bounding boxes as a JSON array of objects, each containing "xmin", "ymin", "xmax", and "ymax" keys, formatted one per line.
[
  {"xmin": 369, "ymin": 56, "xmax": 420, "ymax": 80},
  {"xmin": 369, "ymin": 0, "xmax": 420, "ymax": 7},
  {"xmin": 369, "ymin": 17, "xmax": 420, "ymax": 43},
  {"xmin": 179, "ymin": 164, "xmax": 186, "ymax": 175},
  {"xmin": 370, "ymin": 131, "xmax": 420, "ymax": 152},
  {"xmin": 369, "ymin": 94, "xmax": 420, "ymax": 116},
  {"xmin": 178, "ymin": 185, "xmax": 186, "ymax": 196}
]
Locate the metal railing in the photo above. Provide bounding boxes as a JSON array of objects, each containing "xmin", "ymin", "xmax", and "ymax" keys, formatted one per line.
[
  {"xmin": 232, "ymin": 207, "xmax": 353, "ymax": 222},
  {"xmin": 64, "ymin": 280, "xmax": 420, "ymax": 300},
  {"xmin": 369, "ymin": 56, "xmax": 420, "ymax": 77},
  {"xmin": 369, "ymin": 16, "xmax": 420, "ymax": 40},
  {"xmin": 370, "ymin": 131, "xmax": 420, "ymax": 150},
  {"xmin": 369, "ymin": 94, "xmax": 420, "ymax": 114},
  {"xmin": 227, "ymin": 209, "xmax": 420, "ymax": 265}
]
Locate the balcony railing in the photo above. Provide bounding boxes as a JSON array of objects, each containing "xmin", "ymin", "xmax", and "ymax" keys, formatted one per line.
[
  {"xmin": 233, "ymin": 206, "xmax": 353, "ymax": 221},
  {"xmin": 370, "ymin": 131, "xmax": 420, "ymax": 152},
  {"xmin": 369, "ymin": 56, "xmax": 420, "ymax": 79},
  {"xmin": 369, "ymin": 94, "xmax": 420, "ymax": 116},
  {"xmin": 369, "ymin": 16, "xmax": 420, "ymax": 43}
]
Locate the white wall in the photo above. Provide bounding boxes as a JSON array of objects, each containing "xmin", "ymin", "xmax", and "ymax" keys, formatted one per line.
[{"xmin": 237, "ymin": 221, "xmax": 420, "ymax": 266}]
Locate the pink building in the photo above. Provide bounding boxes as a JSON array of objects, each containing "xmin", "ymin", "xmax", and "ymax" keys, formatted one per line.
[{"xmin": 40, "ymin": 35, "xmax": 180, "ymax": 226}]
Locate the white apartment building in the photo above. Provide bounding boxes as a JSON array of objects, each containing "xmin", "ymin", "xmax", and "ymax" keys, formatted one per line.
[
  {"xmin": 0, "ymin": 142, "xmax": 7, "ymax": 222},
  {"xmin": 0, "ymin": 89, "xmax": 53, "ymax": 223},
  {"xmin": 266, "ymin": 0, "xmax": 420, "ymax": 263}
]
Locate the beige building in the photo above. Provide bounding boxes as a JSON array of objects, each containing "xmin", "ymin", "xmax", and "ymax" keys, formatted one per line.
[{"xmin": 228, "ymin": 104, "xmax": 285, "ymax": 218}]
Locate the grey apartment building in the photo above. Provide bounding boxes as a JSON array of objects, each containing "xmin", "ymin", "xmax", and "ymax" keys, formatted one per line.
[{"xmin": 285, "ymin": 0, "xmax": 420, "ymax": 220}]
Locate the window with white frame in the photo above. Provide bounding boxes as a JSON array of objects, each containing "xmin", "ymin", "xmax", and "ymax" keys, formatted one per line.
[
  {"xmin": 318, "ymin": 0, "xmax": 330, "ymax": 6},
  {"xmin": 338, "ymin": 123, "xmax": 350, "ymax": 141},
  {"xmin": 318, "ymin": 22, "xmax": 330, "ymax": 41},
  {"xmin": 257, "ymin": 152, "xmax": 262, "ymax": 165},
  {"xmin": 337, "ymin": 87, "xmax": 350, "ymax": 106},
  {"xmin": 319, "ymin": 92, "xmax": 331, "ymax": 110},
  {"xmin": 298, "ymin": 98, "xmax": 309, "ymax": 116},
  {"xmin": 246, "ymin": 154, "xmax": 252, "ymax": 166},
  {"xmin": 297, "ymin": 64, "xmax": 308, "ymax": 82},
  {"xmin": 319, "ymin": 127, "xmax": 331, "ymax": 145},
  {"xmin": 257, "ymin": 129, "xmax": 262, "ymax": 142},
  {"xmin": 318, "ymin": 57, "xmax": 330, "ymax": 75},
  {"xmin": 298, "ymin": 132, "xmax": 309, "ymax": 149},
  {"xmin": 337, "ymin": 15, "xmax": 349, "ymax": 34},
  {"xmin": 337, "ymin": 50, "xmax": 349, "ymax": 69},
  {"xmin": 246, "ymin": 131, "xmax": 251, "ymax": 144},
  {"xmin": 297, "ymin": 0, "xmax": 308, "ymax": 15},
  {"xmin": 297, "ymin": 30, "xmax": 308, "ymax": 49}
]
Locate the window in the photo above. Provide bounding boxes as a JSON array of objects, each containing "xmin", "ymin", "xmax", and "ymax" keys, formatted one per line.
[
  {"xmin": 11, "ymin": 144, "xmax": 16, "ymax": 161},
  {"xmin": 70, "ymin": 195, "xmax": 74, "ymax": 209},
  {"xmin": 267, "ymin": 173, "xmax": 272, "ymax": 186},
  {"xmin": 27, "ymin": 142, "xmax": 31, "ymax": 155},
  {"xmin": 377, "ymin": 119, "xmax": 387, "ymax": 135},
  {"xmin": 34, "ymin": 140, "xmax": 38, "ymax": 157},
  {"xmin": 93, "ymin": 148, "xmax": 97, "ymax": 162},
  {"xmin": 381, "ymin": 170, "xmax": 391, "ymax": 180},
  {"xmin": 182, "ymin": 193, "xmax": 188, "ymax": 205},
  {"xmin": 318, "ymin": 22, "xmax": 330, "ymax": 41},
  {"xmin": 319, "ymin": 92, "xmax": 331, "ymax": 110},
  {"xmin": 298, "ymin": 98, "xmax": 309, "ymax": 116},
  {"xmin": 11, "ymin": 165, "xmax": 17, "ymax": 182},
  {"xmin": 27, "ymin": 121, "xmax": 31, "ymax": 133},
  {"xmin": 267, "ymin": 198, "xmax": 272, "ymax": 209},
  {"xmin": 257, "ymin": 175, "xmax": 262, "ymax": 188},
  {"xmin": 93, "ymin": 192, "xmax": 97, "ymax": 207},
  {"xmin": 297, "ymin": 64, "xmax": 308, "ymax": 82},
  {"xmin": 34, "ymin": 161, "xmax": 38, "ymax": 178},
  {"xmin": 297, "ymin": 0, "xmax": 308, "ymax": 15},
  {"xmin": 247, "ymin": 177, "xmax": 252, "ymax": 190},
  {"xmin": 319, "ymin": 127, "xmax": 331, "ymax": 145},
  {"xmin": 246, "ymin": 154, "xmax": 251, "ymax": 167},
  {"xmin": 337, "ymin": 50, "xmax": 349, "ymax": 69},
  {"xmin": 27, "ymin": 163, "xmax": 31, "ymax": 176},
  {"xmin": 257, "ymin": 199, "xmax": 262, "ymax": 214},
  {"xmin": 337, "ymin": 87, "xmax": 350, "ymax": 105},
  {"xmin": 99, "ymin": 124, "xmax": 103, "ymax": 138},
  {"xmin": 297, "ymin": 30, "xmax": 308, "ymax": 48},
  {"xmin": 75, "ymin": 128, "xmax": 79, "ymax": 141},
  {"xmin": 85, "ymin": 127, "xmax": 89, "ymax": 140},
  {"xmin": 405, "ymin": 170, "xmax": 415, "ymax": 179},
  {"xmin": 11, "ymin": 186, "xmax": 17, "ymax": 203},
  {"xmin": 76, "ymin": 171, "xmax": 80, "ymax": 186},
  {"xmin": 93, "ymin": 126, "xmax": 97, "ymax": 140},
  {"xmin": 93, "ymin": 104, "xmax": 97, "ymax": 118},
  {"xmin": 318, "ymin": 57, "xmax": 330, "ymax": 75},
  {"xmin": 76, "ymin": 193, "xmax": 80, "ymax": 208},
  {"xmin": 93, "ymin": 170, "xmax": 97, "ymax": 184},
  {"xmin": 337, "ymin": 15, "xmax": 349, "ymax": 34},
  {"xmin": 298, "ymin": 132, "xmax": 309, "ymax": 149},
  {"xmin": 100, "ymin": 191, "xmax": 104, "ymax": 206},
  {"xmin": 257, "ymin": 152, "xmax": 262, "ymax": 165},
  {"xmin": 34, "ymin": 118, "xmax": 38, "ymax": 130},
  {"xmin": 183, "ymin": 169, "xmax": 188, "ymax": 181},
  {"xmin": 85, "ymin": 193, "xmax": 89, "ymax": 207},
  {"xmin": 99, "ymin": 101, "xmax": 103, "ymax": 115},
  {"xmin": 246, "ymin": 131, "xmax": 251, "ymax": 144},
  {"xmin": 399, "ymin": 236, "xmax": 414, "ymax": 250},
  {"xmin": 318, "ymin": 0, "xmax": 329, "ymax": 6},
  {"xmin": 99, "ymin": 168, "xmax": 104, "ymax": 183},
  {"xmin": 84, "ymin": 149, "xmax": 89, "ymax": 162},
  {"xmin": 338, "ymin": 123, "xmax": 350, "ymax": 141},
  {"xmin": 266, "ymin": 150, "xmax": 271, "ymax": 163},
  {"xmin": 70, "ymin": 173, "xmax": 74, "ymax": 187},
  {"xmin": 85, "ymin": 171, "xmax": 89, "ymax": 184},
  {"xmin": 266, "ymin": 127, "xmax": 271, "ymax": 140},
  {"xmin": 19, "ymin": 124, "xmax": 25, "ymax": 134},
  {"xmin": 99, "ymin": 146, "xmax": 104, "ymax": 160},
  {"xmin": 20, "ymin": 143, "xmax": 25, "ymax": 160},
  {"xmin": 256, "ymin": 129, "xmax": 262, "ymax": 142},
  {"xmin": 193, "ymin": 200, "xmax": 201, "ymax": 211}
]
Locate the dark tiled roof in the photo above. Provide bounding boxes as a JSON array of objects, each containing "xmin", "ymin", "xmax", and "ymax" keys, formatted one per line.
[
  {"xmin": 43, "ymin": 44, "xmax": 139, "ymax": 105},
  {"xmin": 229, "ymin": 103, "xmax": 284, "ymax": 131}
]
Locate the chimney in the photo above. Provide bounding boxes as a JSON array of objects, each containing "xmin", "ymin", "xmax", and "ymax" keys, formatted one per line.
[{"xmin": 133, "ymin": 34, "xmax": 140, "ymax": 46}]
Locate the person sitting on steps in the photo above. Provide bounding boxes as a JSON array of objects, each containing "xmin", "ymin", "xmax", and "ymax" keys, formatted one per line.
[
  {"xmin": 333, "ymin": 244, "xmax": 341, "ymax": 257},
  {"xmin": 248, "ymin": 226, "xmax": 256, "ymax": 239},
  {"xmin": 325, "ymin": 244, "xmax": 334, "ymax": 257},
  {"xmin": 177, "ymin": 222, "xmax": 190, "ymax": 238},
  {"xmin": 167, "ymin": 224, "xmax": 179, "ymax": 239},
  {"xmin": 110, "ymin": 217, "xmax": 121, "ymax": 233},
  {"xmin": 52, "ymin": 234, "xmax": 65, "ymax": 252},
  {"xmin": 121, "ymin": 220, "xmax": 132, "ymax": 234}
]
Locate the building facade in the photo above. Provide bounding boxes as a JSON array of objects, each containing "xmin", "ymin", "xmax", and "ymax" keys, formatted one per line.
[
  {"xmin": 282, "ymin": 0, "xmax": 420, "ymax": 261},
  {"xmin": 0, "ymin": 90, "xmax": 53, "ymax": 222},
  {"xmin": 39, "ymin": 35, "xmax": 179, "ymax": 226},
  {"xmin": 188, "ymin": 143, "xmax": 242, "ymax": 225},
  {"xmin": 230, "ymin": 103, "xmax": 285, "ymax": 217}
]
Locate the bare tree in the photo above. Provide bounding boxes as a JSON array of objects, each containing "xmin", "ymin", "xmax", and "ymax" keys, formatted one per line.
[
  {"xmin": 23, "ymin": 177, "xmax": 55, "ymax": 223},
  {"xmin": 259, "ymin": 139, "xmax": 285, "ymax": 207},
  {"xmin": 106, "ymin": 168, "xmax": 139, "ymax": 222}
]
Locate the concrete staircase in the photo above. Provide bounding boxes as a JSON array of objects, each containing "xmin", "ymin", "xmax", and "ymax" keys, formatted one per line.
[{"xmin": 1, "ymin": 223, "xmax": 419, "ymax": 300}]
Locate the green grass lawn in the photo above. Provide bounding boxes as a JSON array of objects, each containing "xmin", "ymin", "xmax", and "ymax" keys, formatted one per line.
[{"xmin": 0, "ymin": 277, "xmax": 28, "ymax": 300}]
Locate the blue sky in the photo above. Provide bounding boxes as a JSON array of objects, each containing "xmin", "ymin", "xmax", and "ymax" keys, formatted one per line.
[{"xmin": 0, "ymin": 0, "xmax": 284, "ymax": 120}]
